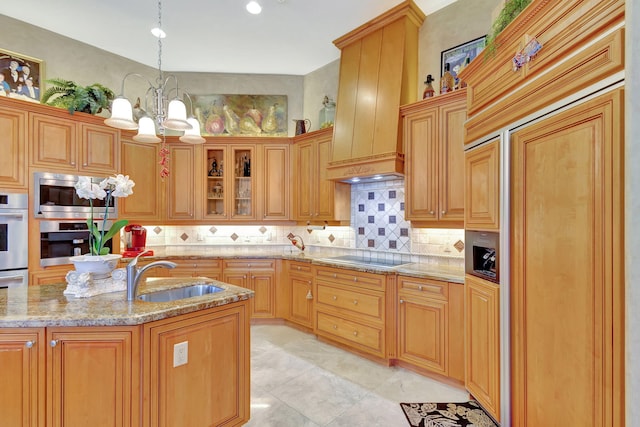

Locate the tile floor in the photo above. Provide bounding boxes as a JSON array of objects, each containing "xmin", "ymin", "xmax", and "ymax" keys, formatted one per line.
[{"xmin": 245, "ymin": 324, "xmax": 469, "ymax": 426}]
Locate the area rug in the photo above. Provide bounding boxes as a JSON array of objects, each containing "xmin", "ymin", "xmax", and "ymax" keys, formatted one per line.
[{"xmin": 400, "ymin": 401, "xmax": 498, "ymax": 427}]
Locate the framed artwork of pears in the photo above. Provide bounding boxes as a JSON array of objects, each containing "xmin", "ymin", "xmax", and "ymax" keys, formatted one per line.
[{"xmin": 188, "ymin": 94, "xmax": 288, "ymax": 137}]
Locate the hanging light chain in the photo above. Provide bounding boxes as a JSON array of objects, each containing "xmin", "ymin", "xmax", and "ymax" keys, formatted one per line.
[{"xmin": 157, "ymin": 0, "xmax": 163, "ymax": 82}]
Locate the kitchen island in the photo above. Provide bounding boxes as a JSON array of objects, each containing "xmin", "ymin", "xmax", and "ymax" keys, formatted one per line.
[{"xmin": 0, "ymin": 277, "xmax": 254, "ymax": 427}]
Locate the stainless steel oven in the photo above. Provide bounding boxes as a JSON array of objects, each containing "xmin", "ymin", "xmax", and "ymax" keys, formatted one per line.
[
  {"xmin": 0, "ymin": 192, "xmax": 28, "ymax": 288},
  {"xmin": 40, "ymin": 220, "xmax": 114, "ymax": 267},
  {"xmin": 465, "ymin": 230, "xmax": 499, "ymax": 284},
  {"xmin": 34, "ymin": 172, "xmax": 117, "ymax": 219}
]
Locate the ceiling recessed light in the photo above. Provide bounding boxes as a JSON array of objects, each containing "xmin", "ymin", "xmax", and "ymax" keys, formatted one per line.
[
  {"xmin": 372, "ymin": 175, "xmax": 383, "ymax": 180},
  {"xmin": 151, "ymin": 27, "xmax": 166, "ymax": 38},
  {"xmin": 351, "ymin": 177, "xmax": 361, "ymax": 183},
  {"xmin": 246, "ymin": 1, "xmax": 262, "ymax": 14}
]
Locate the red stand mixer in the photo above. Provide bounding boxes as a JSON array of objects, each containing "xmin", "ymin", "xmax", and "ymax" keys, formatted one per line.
[{"xmin": 122, "ymin": 224, "xmax": 153, "ymax": 258}]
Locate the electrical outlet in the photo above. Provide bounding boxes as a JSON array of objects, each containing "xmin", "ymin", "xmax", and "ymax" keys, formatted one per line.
[{"xmin": 173, "ymin": 341, "xmax": 188, "ymax": 367}]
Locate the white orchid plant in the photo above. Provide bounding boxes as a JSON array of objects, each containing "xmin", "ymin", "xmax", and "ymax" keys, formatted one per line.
[{"xmin": 74, "ymin": 174, "xmax": 135, "ymax": 256}]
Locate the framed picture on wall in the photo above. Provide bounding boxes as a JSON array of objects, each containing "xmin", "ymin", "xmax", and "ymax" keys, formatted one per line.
[
  {"xmin": 440, "ymin": 36, "xmax": 486, "ymax": 78},
  {"xmin": 0, "ymin": 48, "xmax": 44, "ymax": 103}
]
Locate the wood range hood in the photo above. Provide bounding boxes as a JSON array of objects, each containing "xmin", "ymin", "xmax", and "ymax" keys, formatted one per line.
[{"xmin": 327, "ymin": 0, "xmax": 425, "ymax": 183}]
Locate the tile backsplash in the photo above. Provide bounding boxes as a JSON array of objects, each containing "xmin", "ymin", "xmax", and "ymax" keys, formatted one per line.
[{"xmin": 130, "ymin": 180, "xmax": 464, "ymax": 266}]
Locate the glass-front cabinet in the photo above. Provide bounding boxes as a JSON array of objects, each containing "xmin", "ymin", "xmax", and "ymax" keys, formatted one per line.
[{"xmin": 204, "ymin": 143, "xmax": 256, "ymax": 221}]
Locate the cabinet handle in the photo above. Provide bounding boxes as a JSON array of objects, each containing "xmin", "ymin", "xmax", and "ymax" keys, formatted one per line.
[
  {"xmin": 50, "ymin": 340, "xmax": 59, "ymax": 347},
  {"xmin": 25, "ymin": 340, "xmax": 35, "ymax": 348},
  {"xmin": 306, "ymin": 290, "xmax": 313, "ymax": 300},
  {"xmin": 353, "ymin": 299, "xmax": 358, "ymax": 305},
  {"xmin": 400, "ymin": 299, "xmax": 404, "ymax": 304},
  {"xmin": 353, "ymin": 331, "xmax": 358, "ymax": 337}
]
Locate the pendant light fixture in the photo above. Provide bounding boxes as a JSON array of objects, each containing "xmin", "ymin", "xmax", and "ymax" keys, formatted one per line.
[{"xmin": 104, "ymin": 0, "xmax": 204, "ymax": 145}]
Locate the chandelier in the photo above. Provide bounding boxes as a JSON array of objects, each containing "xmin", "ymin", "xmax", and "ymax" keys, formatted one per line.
[{"xmin": 103, "ymin": 0, "xmax": 204, "ymax": 145}]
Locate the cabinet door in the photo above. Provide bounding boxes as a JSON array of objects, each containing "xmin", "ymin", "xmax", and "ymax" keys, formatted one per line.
[
  {"xmin": 465, "ymin": 274, "xmax": 500, "ymax": 421},
  {"xmin": 465, "ymin": 139, "xmax": 499, "ymax": 230},
  {"xmin": 249, "ymin": 271, "xmax": 275, "ymax": 318},
  {"xmin": 120, "ymin": 139, "xmax": 162, "ymax": 221},
  {"xmin": 315, "ymin": 134, "xmax": 337, "ymax": 220},
  {"xmin": 261, "ymin": 144, "xmax": 290, "ymax": 220},
  {"xmin": 204, "ymin": 146, "xmax": 229, "ymax": 220},
  {"xmin": 78, "ymin": 123, "xmax": 119, "ymax": 174},
  {"xmin": 438, "ymin": 98, "xmax": 466, "ymax": 223},
  {"xmin": 0, "ymin": 106, "xmax": 27, "ymax": 189},
  {"xmin": 293, "ymin": 140, "xmax": 314, "ymax": 220},
  {"xmin": 30, "ymin": 267, "xmax": 69, "ymax": 286},
  {"xmin": 0, "ymin": 328, "xmax": 44, "ymax": 427},
  {"xmin": 47, "ymin": 327, "xmax": 140, "ymax": 427},
  {"xmin": 29, "ymin": 113, "xmax": 77, "ymax": 171},
  {"xmin": 231, "ymin": 145, "xmax": 256, "ymax": 220},
  {"xmin": 404, "ymin": 107, "xmax": 438, "ymax": 221},
  {"xmin": 290, "ymin": 275, "xmax": 313, "ymax": 328},
  {"xmin": 510, "ymin": 90, "xmax": 624, "ymax": 427},
  {"xmin": 167, "ymin": 144, "xmax": 196, "ymax": 220},
  {"xmin": 145, "ymin": 303, "xmax": 250, "ymax": 427},
  {"xmin": 398, "ymin": 295, "xmax": 447, "ymax": 375}
]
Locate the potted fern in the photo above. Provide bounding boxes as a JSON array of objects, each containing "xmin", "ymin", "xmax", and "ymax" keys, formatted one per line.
[
  {"xmin": 486, "ymin": 0, "xmax": 532, "ymax": 55},
  {"xmin": 41, "ymin": 78, "xmax": 115, "ymax": 115}
]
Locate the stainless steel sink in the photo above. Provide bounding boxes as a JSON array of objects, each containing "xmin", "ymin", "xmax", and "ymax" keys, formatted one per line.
[{"xmin": 136, "ymin": 284, "xmax": 224, "ymax": 302}]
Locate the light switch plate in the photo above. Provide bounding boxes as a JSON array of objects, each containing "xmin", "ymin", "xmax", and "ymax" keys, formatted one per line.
[{"xmin": 173, "ymin": 341, "xmax": 188, "ymax": 367}]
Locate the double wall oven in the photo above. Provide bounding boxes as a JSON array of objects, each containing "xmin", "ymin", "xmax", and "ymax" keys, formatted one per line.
[{"xmin": 0, "ymin": 193, "xmax": 28, "ymax": 288}]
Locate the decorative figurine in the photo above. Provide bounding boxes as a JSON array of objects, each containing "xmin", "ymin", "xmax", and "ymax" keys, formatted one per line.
[
  {"xmin": 208, "ymin": 158, "xmax": 218, "ymax": 176},
  {"xmin": 440, "ymin": 63, "xmax": 455, "ymax": 94},
  {"xmin": 423, "ymin": 74, "xmax": 435, "ymax": 99}
]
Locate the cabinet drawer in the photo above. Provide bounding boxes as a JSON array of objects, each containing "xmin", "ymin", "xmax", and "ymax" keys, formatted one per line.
[
  {"xmin": 316, "ymin": 311, "xmax": 382, "ymax": 353},
  {"xmin": 176, "ymin": 259, "xmax": 222, "ymax": 270},
  {"xmin": 287, "ymin": 261, "xmax": 313, "ymax": 276},
  {"xmin": 316, "ymin": 267, "xmax": 384, "ymax": 291},
  {"xmin": 317, "ymin": 284, "xmax": 383, "ymax": 321},
  {"xmin": 223, "ymin": 259, "xmax": 275, "ymax": 271},
  {"xmin": 398, "ymin": 277, "xmax": 448, "ymax": 301}
]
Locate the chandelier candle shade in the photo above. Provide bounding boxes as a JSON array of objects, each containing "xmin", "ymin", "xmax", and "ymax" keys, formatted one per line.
[{"xmin": 103, "ymin": 0, "xmax": 205, "ymax": 146}]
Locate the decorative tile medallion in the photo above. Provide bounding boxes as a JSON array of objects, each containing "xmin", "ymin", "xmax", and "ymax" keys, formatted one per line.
[
  {"xmin": 230, "ymin": 233, "xmax": 239, "ymax": 241},
  {"xmin": 259, "ymin": 226, "xmax": 268, "ymax": 234},
  {"xmin": 180, "ymin": 233, "xmax": 189, "ymax": 241},
  {"xmin": 454, "ymin": 240, "xmax": 465, "ymax": 252},
  {"xmin": 209, "ymin": 226, "xmax": 217, "ymax": 234},
  {"xmin": 153, "ymin": 226, "xmax": 162, "ymax": 234}
]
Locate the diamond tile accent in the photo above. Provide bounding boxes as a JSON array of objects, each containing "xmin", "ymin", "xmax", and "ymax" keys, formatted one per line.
[
  {"xmin": 259, "ymin": 226, "xmax": 268, "ymax": 234},
  {"xmin": 389, "ymin": 240, "xmax": 397, "ymax": 249},
  {"xmin": 209, "ymin": 226, "xmax": 217, "ymax": 234},
  {"xmin": 378, "ymin": 228, "xmax": 385, "ymax": 236},
  {"xmin": 378, "ymin": 203, "xmax": 385, "ymax": 212},
  {"xmin": 328, "ymin": 234, "xmax": 335, "ymax": 243},
  {"xmin": 454, "ymin": 240, "xmax": 465, "ymax": 252},
  {"xmin": 367, "ymin": 239, "xmax": 375, "ymax": 248},
  {"xmin": 400, "ymin": 228, "xmax": 409, "ymax": 237},
  {"xmin": 368, "ymin": 216, "xmax": 375, "ymax": 224},
  {"xmin": 358, "ymin": 204, "xmax": 365, "ymax": 212},
  {"xmin": 153, "ymin": 226, "xmax": 162, "ymax": 234},
  {"xmin": 358, "ymin": 227, "xmax": 365, "ymax": 235},
  {"xmin": 400, "ymin": 202, "xmax": 405, "ymax": 211},
  {"xmin": 368, "ymin": 192, "xmax": 375, "ymax": 200},
  {"xmin": 180, "ymin": 233, "xmax": 189, "ymax": 241},
  {"xmin": 389, "ymin": 190, "xmax": 396, "ymax": 199},
  {"xmin": 287, "ymin": 232, "xmax": 295, "ymax": 239},
  {"xmin": 231, "ymin": 233, "xmax": 239, "ymax": 241},
  {"xmin": 389, "ymin": 215, "xmax": 396, "ymax": 224}
]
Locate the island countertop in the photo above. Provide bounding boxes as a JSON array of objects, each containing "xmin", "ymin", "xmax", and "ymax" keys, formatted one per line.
[{"xmin": 0, "ymin": 277, "xmax": 254, "ymax": 328}]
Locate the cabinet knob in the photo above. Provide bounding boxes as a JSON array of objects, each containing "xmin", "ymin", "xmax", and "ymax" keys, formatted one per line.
[
  {"xmin": 353, "ymin": 331, "xmax": 358, "ymax": 337},
  {"xmin": 82, "ymin": 163, "xmax": 88, "ymax": 167},
  {"xmin": 50, "ymin": 339, "xmax": 59, "ymax": 347},
  {"xmin": 353, "ymin": 300, "xmax": 358, "ymax": 305},
  {"xmin": 400, "ymin": 299, "xmax": 405, "ymax": 304},
  {"xmin": 332, "ymin": 295, "xmax": 337, "ymax": 301},
  {"xmin": 353, "ymin": 277, "xmax": 358, "ymax": 282},
  {"xmin": 332, "ymin": 324, "xmax": 337, "ymax": 330},
  {"xmin": 251, "ymin": 275, "xmax": 255, "ymax": 279},
  {"xmin": 70, "ymin": 161, "xmax": 76, "ymax": 166},
  {"xmin": 297, "ymin": 266, "xmax": 301, "ymax": 270},
  {"xmin": 441, "ymin": 210, "xmax": 446, "ymax": 215},
  {"xmin": 25, "ymin": 340, "xmax": 35, "ymax": 349},
  {"xmin": 418, "ymin": 285, "xmax": 423, "ymax": 291},
  {"xmin": 307, "ymin": 280, "xmax": 312, "ymax": 285},
  {"xmin": 306, "ymin": 290, "xmax": 313, "ymax": 300},
  {"xmin": 333, "ymin": 273, "xmax": 337, "ymax": 278},
  {"xmin": 243, "ymin": 275, "xmax": 247, "ymax": 279},
  {"xmin": 429, "ymin": 210, "xmax": 434, "ymax": 215}
]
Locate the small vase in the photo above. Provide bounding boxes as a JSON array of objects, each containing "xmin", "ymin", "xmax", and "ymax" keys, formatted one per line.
[{"xmin": 70, "ymin": 254, "xmax": 122, "ymax": 279}]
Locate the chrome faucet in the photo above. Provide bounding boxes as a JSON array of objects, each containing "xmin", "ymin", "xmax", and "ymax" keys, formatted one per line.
[{"xmin": 126, "ymin": 250, "xmax": 177, "ymax": 301}]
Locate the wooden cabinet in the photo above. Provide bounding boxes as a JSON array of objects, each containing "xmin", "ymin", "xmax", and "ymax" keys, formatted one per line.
[
  {"xmin": 260, "ymin": 143, "xmax": 290, "ymax": 220},
  {"xmin": 465, "ymin": 138, "xmax": 499, "ymax": 230},
  {"xmin": 314, "ymin": 266, "xmax": 387, "ymax": 358},
  {"xmin": 0, "ymin": 104, "xmax": 27, "ymax": 189},
  {"xmin": 167, "ymin": 143, "xmax": 200, "ymax": 221},
  {"xmin": 0, "ymin": 328, "xmax": 45, "ymax": 427},
  {"xmin": 143, "ymin": 302, "xmax": 250, "ymax": 427},
  {"xmin": 30, "ymin": 267, "xmax": 70, "ymax": 286},
  {"xmin": 29, "ymin": 113, "xmax": 119, "ymax": 174},
  {"xmin": 465, "ymin": 274, "xmax": 500, "ymax": 422},
  {"xmin": 223, "ymin": 259, "xmax": 277, "ymax": 318},
  {"xmin": 402, "ymin": 90, "xmax": 466, "ymax": 227},
  {"xmin": 510, "ymin": 90, "xmax": 624, "ymax": 427},
  {"xmin": 285, "ymin": 260, "xmax": 314, "ymax": 328},
  {"xmin": 167, "ymin": 259, "xmax": 222, "ymax": 281},
  {"xmin": 397, "ymin": 276, "xmax": 464, "ymax": 382},
  {"xmin": 119, "ymin": 138, "xmax": 163, "ymax": 222},
  {"xmin": 292, "ymin": 128, "xmax": 350, "ymax": 222},
  {"xmin": 47, "ymin": 326, "xmax": 140, "ymax": 427},
  {"xmin": 1, "ymin": 326, "xmax": 140, "ymax": 427}
]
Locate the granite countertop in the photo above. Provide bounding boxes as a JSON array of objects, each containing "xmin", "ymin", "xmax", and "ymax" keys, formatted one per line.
[
  {"xmin": 125, "ymin": 249, "xmax": 465, "ymax": 284},
  {"xmin": 0, "ymin": 277, "xmax": 254, "ymax": 328}
]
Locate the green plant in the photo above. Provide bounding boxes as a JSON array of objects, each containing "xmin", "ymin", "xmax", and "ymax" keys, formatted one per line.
[
  {"xmin": 41, "ymin": 78, "xmax": 115, "ymax": 115},
  {"xmin": 485, "ymin": 0, "xmax": 532, "ymax": 56}
]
